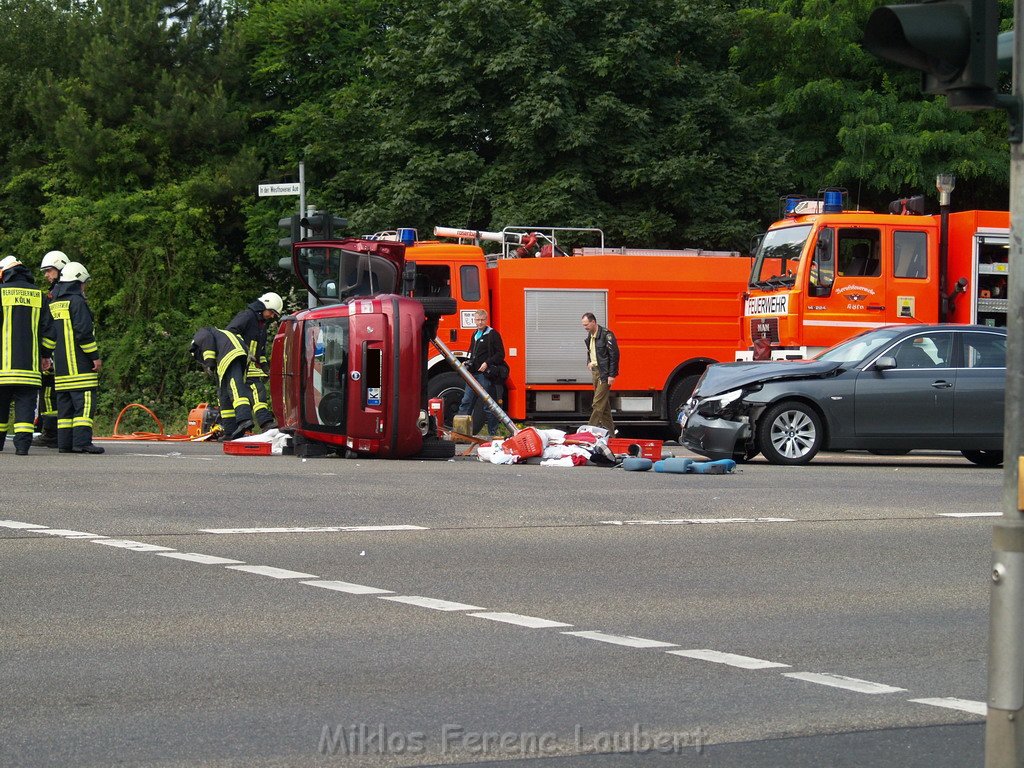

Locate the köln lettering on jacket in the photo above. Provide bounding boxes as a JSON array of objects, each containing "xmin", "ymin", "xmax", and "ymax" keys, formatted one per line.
[{"xmin": 2, "ymin": 288, "xmax": 42, "ymax": 308}]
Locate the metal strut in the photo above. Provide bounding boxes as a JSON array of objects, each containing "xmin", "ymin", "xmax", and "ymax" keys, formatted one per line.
[{"xmin": 430, "ymin": 336, "xmax": 519, "ymax": 435}]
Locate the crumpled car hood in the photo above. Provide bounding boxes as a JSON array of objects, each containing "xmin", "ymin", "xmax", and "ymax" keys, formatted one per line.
[{"xmin": 696, "ymin": 359, "xmax": 845, "ymax": 397}]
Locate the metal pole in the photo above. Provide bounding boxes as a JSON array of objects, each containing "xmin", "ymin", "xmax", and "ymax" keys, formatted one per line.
[
  {"xmin": 986, "ymin": 1, "xmax": 1024, "ymax": 763},
  {"xmin": 430, "ymin": 336, "xmax": 518, "ymax": 435}
]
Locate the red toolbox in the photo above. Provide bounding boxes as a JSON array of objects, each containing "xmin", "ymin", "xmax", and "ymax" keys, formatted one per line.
[
  {"xmin": 607, "ymin": 438, "xmax": 663, "ymax": 460},
  {"xmin": 223, "ymin": 441, "xmax": 273, "ymax": 456}
]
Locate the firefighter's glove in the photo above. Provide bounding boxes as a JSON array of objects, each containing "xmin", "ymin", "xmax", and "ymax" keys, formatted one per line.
[{"xmin": 203, "ymin": 364, "xmax": 216, "ymax": 379}]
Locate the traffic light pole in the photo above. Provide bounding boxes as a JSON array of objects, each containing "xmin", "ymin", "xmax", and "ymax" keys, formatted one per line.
[{"xmin": 986, "ymin": 2, "xmax": 1024, "ymax": 764}]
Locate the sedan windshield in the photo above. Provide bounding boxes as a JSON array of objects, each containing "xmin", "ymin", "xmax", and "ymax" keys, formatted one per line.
[{"xmin": 815, "ymin": 327, "xmax": 908, "ymax": 364}]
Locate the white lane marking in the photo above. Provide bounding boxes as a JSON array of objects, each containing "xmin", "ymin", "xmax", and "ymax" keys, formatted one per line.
[
  {"xmin": 201, "ymin": 525, "xmax": 427, "ymax": 534},
  {"xmin": 0, "ymin": 520, "xmax": 48, "ymax": 529},
  {"xmin": 667, "ymin": 649, "xmax": 790, "ymax": 670},
  {"xmin": 156, "ymin": 552, "xmax": 245, "ymax": 565},
  {"xmin": 37, "ymin": 529, "xmax": 105, "ymax": 539},
  {"xmin": 561, "ymin": 631, "xmax": 678, "ymax": 649},
  {"xmin": 301, "ymin": 580, "xmax": 393, "ymax": 595},
  {"xmin": 225, "ymin": 565, "xmax": 318, "ymax": 579},
  {"xmin": 783, "ymin": 672, "xmax": 907, "ymax": 694},
  {"xmin": 94, "ymin": 539, "xmax": 175, "ymax": 552},
  {"xmin": 378, "ymin": 595, "xmax": 485, "ymax": 611},
  {"xmin": 600, "ymin": 517, "xmax": 796, "ymax": 526},
  {"xmin": 469, "ymin": 612, "xmax": 573, "ymax": 629},
  {"xmin": 937, "ymin": 512, "xmax": 1001, "ymax": 518},
  {"xmin": 909, "ymin": 697, "xmax": 987, "ymax": 716}
]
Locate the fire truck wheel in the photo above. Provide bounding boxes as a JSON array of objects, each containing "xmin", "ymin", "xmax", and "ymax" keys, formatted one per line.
[
  {"xmin": 416, "ymin": 297, "xmax": 458, "ymax": 317},
  {"xmin": 756, "ymin": 401, "xmax": 823, "ymax": 465},
  {"xmin": 665, "ymin": 374, "xmax": 699, "ymax": 441},
  {"xmin": 427, "ymin": 371, "xmax": 484, "ymax": 433},
  {"xmin": 962, "ymin": 449, "xmax": 1003, "ymax": 467},
  {"xmin": 416, "ymin": 438, "xmax": 457, "ymax": 459}
]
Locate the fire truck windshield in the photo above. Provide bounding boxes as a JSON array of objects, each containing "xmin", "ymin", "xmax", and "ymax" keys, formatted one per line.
[{"xmin": 749, "ymin": 224, "xmax": 812, "ymax": 290}]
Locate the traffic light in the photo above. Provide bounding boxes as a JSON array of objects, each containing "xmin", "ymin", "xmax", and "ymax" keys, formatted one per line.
[
  {"xmin": 864, "ymin": 0, "xmax": 998, "ymax": 110},
  {"xmin": 278, "ymin": 214, "xmax": 300, "ymax": 249},
  {"xmin": 299, "ymin": 212, "xmax": 348, "ymax": 240}
]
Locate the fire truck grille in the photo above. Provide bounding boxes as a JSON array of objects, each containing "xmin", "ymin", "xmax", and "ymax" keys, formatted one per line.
[{"xmin": 750, "ymin": 317, "xmax": 780, "ymax": 343}]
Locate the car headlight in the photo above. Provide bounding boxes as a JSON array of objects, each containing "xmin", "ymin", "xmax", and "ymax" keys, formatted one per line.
[{"xmin": 693, "ymin": 388, "xmax": 744, "ymax": 418}]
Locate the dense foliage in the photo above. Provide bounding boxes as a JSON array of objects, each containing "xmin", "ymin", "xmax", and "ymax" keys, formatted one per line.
[{"xmin": 0, "ymin": 0, "xmax": 1011, "ymax": 429}]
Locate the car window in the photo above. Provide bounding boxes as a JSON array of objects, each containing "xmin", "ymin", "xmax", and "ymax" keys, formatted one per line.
[
  {"xmin": 887, "ymin": 333, "xmax": 954, "ymax": 369},
  {"xmin": 962, "ymin": 331, "xmax": 1007, "ymax": 368},
  {"xmin": 816, "ymin": 327, "xmax": 905, "ymax": 364}
]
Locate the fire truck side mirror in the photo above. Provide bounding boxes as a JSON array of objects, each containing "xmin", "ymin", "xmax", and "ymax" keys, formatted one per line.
[{"xmin": 864, "ymin": 0, "xmax": 998, "ymax": 110}]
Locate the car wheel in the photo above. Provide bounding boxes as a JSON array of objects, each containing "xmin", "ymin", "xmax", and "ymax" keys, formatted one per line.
[
  {"xmin": 665, "ymin": 374, "xmax": 699, "ymax": 441},
  {"xmin": 415, "ymin": 438, "xmax": 457, "ymax": 459},
  {"xmin": 962, "ymin": 449, "xmax": 1004, "ymax": 467},
  {"xmin": 757, "ymin": 401, "xmax": 823, "ymax": 465},
  {"xmin": 415, "ymin": 296, "xmax": 458, "ymax": 317}
]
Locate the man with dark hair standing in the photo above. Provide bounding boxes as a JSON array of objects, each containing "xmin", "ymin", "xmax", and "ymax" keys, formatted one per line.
[
  {"xmin": 0, "ymin": 256, "xmax": 56, "ymax": 455},
  {"xmin": 581, "ymin": 312, "xmax": 619, "ymax": 433}
]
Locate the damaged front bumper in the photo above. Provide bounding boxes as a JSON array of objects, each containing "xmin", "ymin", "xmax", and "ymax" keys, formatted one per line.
[{"xmin": 682, "ymin": 412, "xmax": 751, "ymax": 461}]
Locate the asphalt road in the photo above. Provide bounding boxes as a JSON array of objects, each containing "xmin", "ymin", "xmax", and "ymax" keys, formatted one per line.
[{"xmin": 0, "ymin": 441, "xmax": 1004, "ymax": 767}]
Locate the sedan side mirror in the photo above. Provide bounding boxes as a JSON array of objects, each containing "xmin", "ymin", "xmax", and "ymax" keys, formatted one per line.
[{"xmin": 874, "ymin": 356, "xmax": 896, "ymax": 371}]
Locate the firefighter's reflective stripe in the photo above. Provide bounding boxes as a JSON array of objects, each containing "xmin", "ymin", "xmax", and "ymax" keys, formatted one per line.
[
  {"xmin": 217, "ymin": 332, "xmax": 246, "ymax": 380},
  {"xmin": 50, "ymin": 298, "xmax": 100, "ymax": 390}
]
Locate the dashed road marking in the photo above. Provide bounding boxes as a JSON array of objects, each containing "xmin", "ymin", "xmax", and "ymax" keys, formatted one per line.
[
  {"xmin": 379, "ymin": 595, "xmax": 485, "ymax": 611},
  {"xmin": 0, "ymin": 520, "xmax": 48, "ymax": 529},
  {"xmin": 937, "ymin": 512, "xmax": 1000, "ymax": 518},
  {"xmin": 667, "ymin": 649, "xmax": 789, "ymax": 670},
  {"xmin": 300, "ymin": 580, "xmax": 393, "ymax": 595},
  {"xmin": 225, "ymin": 565, "xmax": 318, "ymax": 579},
  {"xmin": 601, "ymin": 517, "xmax": 796, "ymax": 526},
  {"xmin": 94, "ymin": 539, "xmax": 175, "ymax": 553},
  {"xmin": 561, "ymin": 630, "xmax": 677, "ymax": 649},
  {"xmin": 909, "ymin": 697, "xmax": 986, "ymax": 716},
  {"xmin": 156, "ymin": 552, "xmax": 245, "ymax": 565},
  {"xmin": 201, "ymin": 525, "xmax": 427, "ymax": 534},
  {"xmin": 469, "ymin": 612, "xmax": 572, "ymax": 629},
  {"xmin": 783, "ymin": 672, "xmax": 907, "ymax": 694}
]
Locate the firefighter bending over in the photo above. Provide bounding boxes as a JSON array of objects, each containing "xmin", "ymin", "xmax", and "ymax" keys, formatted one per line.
[
  {"xmin": 189, "ymin": 325, "xmax": 255, "ymax": 440},
  {"xmin": 227, "ymin": 292, "xmax": 282, "ymax": 432}
]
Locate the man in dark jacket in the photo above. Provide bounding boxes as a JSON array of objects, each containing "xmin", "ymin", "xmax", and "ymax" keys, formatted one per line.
[
  {"xmin": 190, "ymin": 325, "xmax": 255, "ymax": 440},
  {"xmin": 49, "ymin": 261, "xmax": 103, "ymax": 454},
  {"xmin": 226, "ymin": 292, "xmax": 282, "ymax": 431},
  {"xmin": 0, "ymin": 256, "xmax": 56, "ymax": 455},
  {"xmin": 581, "ymin": 312, "xmax": 619, "ymax": 433},
  {"xmin": 456, "ymin": 309, "xmax": 506, "ymax": 436}
]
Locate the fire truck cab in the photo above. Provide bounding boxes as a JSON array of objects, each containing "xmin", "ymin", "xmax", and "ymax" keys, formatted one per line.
[{"xmin": 740, "ymin": 190, "xmax": 1009, "ymax": 360}]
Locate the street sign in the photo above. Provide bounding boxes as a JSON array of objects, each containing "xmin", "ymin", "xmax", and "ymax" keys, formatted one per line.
[{"xmin": 258, "ymin": 183, "xmax": 301, "ymax": 197}]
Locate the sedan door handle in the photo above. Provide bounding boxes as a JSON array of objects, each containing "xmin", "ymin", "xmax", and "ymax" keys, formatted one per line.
[{"xmin": 931, "ymin": 380, "xmax": 953, "ymax": 389}]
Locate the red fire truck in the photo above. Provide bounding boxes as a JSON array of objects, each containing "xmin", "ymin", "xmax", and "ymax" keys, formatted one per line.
[
  {"xmin": 740, "ymin": 189, "xmax": 1010, "ymax": 359},
  {"xmin": 390, "ymin": 226, "xmax": 754, "ymax": 436}
]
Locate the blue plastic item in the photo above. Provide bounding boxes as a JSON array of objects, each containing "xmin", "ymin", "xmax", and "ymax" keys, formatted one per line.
[
  {"xmin": 653, "ymin": 458, "xmax": 693, "ymax": 474},
  {"xmin": 689, "ymin": 459, "xmax": 737, "ymax": 474},
  {"xmin": 621, "ymin": 457, "xmax": 653, "ymax": 472}
]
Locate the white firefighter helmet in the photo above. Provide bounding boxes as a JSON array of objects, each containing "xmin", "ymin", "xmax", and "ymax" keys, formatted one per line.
[
  {"xmin": 41, "ymin": 250, "xmax": 69, "ymax": 271},
  {"xmin": 0, "ymin": 255, "xmax": 22, "ymax": 273},
  {"xmin": 259, "ymin": 291, "xmax": 283, "ymax": 315},
  {"xmin": 60, "ymin": 261, "xmax": 91, "ymax": 283}
]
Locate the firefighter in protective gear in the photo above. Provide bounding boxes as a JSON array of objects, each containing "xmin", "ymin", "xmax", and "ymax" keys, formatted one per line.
[
  {"xmin": 50, "ymin": 261, "xmax": 104, "ymax": 454},
  {"xmin": 189, "ymin": 326, "xmax": 255, "ymax": 440},
  {"xmin": 226, "ymin": 292, "xmax": 282, "ymax": 431},
  {"xmin": 32, "ymin": 249, "xmax": 69, "ymax": 447},
  {"xmin": 0, "ymin": 257, "xmax": 57, "ymax": 455}
]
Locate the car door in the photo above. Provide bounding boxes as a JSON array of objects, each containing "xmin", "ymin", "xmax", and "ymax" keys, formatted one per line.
[
  {"xmin": 854, "ymin": 330, "xmax": 956, "ymax": 438},
  {"xmin": 954, "ymin": 330, "xmax": 1006, "ymax": 438}
]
